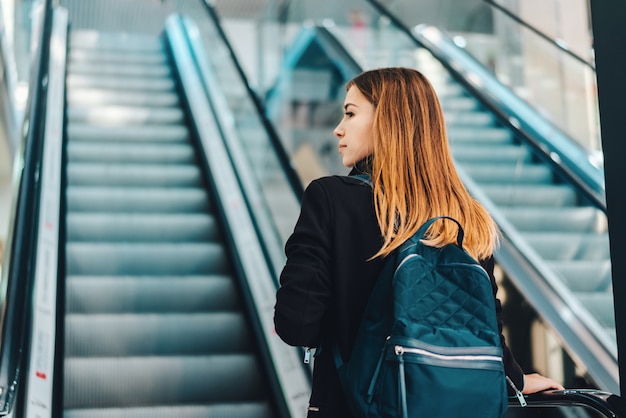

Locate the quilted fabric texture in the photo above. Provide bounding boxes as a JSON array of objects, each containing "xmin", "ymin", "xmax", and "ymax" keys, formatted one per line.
[{"xmin": 394, "ymin": 249, "xmax": 499, "ymax": 337}]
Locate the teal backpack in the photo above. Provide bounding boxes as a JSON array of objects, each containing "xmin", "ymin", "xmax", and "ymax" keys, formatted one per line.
[{"xmin": 331, "ymin": 215, "xmax": 509, "ymax": 417}]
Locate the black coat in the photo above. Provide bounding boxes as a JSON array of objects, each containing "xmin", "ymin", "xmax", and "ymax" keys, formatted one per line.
[{"xmin": 274, "ymin": 174, "xmax": 524, "ymax": 417}]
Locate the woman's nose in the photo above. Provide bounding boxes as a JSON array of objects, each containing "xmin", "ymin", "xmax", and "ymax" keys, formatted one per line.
[{"xmin": 334, "ymin": 122, "xmax": 343, "ymax": 138}]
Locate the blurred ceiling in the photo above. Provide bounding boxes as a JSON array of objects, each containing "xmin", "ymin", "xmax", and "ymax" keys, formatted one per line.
[{"xmin": 213, "ymin": 0, "xmax": 271, "ymax": 18}]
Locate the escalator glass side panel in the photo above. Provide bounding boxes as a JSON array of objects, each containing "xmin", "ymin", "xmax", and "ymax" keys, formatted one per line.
[
  {"xmin": 364, "ymin": 0, "xmax": 600, "ymax": 155},
  {"xmin": 171, "ymin": 1, "xmax": 302, "ymax": 256}
]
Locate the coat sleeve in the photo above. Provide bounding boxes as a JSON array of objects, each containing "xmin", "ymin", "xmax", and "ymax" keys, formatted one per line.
[
  {"xmin": 481, "ymin": 256, "xmax": 525, "ymax": 392},
  {"xmin": 274, "ymin": 180, "xmax": 333, "ymax": 348}
]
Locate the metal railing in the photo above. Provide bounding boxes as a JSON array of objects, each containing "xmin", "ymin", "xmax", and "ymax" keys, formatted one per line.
[{"xmin": 0, "ymin": 0, "xmax": 56, "ymax": 414}]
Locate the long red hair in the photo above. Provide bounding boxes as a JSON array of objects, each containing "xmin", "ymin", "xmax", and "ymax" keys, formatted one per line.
[{"xmin": 347, "ymin": 67, "xmax": 499, "ymax": 260}]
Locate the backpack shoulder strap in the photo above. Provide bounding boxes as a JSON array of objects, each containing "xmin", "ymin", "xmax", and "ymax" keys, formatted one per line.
[
  {"xmin": 409, "ymin": 216, "xmax": 465, "ymax": 249},
  {"xmin": 349, "ymin": 173, "xmax": 372, "ymax": 186},
  {"xmin": 330, "ymin": 249, "xmax": 397, "ymax": 369}
]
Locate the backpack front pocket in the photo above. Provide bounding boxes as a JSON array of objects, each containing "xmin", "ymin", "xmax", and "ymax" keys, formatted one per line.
[{"xmin": 372, "ymin": 338, "xmax": 507, "ymax": 418}]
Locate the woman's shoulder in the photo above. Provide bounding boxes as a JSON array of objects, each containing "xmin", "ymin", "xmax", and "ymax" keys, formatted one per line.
[
  {"xmin": 302, "ymin": 176, "xmax": 373, "ymax": 216},
  {"xmin": 308, "ymin": 175, "xmax": 371, "ymax": 191}
]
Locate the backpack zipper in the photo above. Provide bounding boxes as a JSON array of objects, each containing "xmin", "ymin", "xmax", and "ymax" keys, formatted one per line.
[
  {"xmin": 506, "ymin": 375, "xmax": 527, "ymax": 407},
  {"xmin": 393, "ymin": 343, "xmax": 524, "ymax": 408},
  {"xmin": 394, "ymin": 345, "xmax": 503, "ymax": 363},
  {"xmin": 303, "ymin": 347, "xmax": 311, "ymax": 364}
]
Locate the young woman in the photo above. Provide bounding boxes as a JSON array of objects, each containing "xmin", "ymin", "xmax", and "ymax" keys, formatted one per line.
[{"xmin": 274, "ymin": 67, "xmax": 563, "ymax": 417}]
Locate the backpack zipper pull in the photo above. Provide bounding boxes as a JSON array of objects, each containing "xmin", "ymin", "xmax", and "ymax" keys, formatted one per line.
[
  {"xmin": 506, "ymin": 376, "xmax": 527, "ymax": 407},
  {"xmin": 395, "ymin": 346, "xmax": 408, "ymax": 418},
  {"xmin": 303, "ymin": 347, "xmax": 311, "ymax": 364}
]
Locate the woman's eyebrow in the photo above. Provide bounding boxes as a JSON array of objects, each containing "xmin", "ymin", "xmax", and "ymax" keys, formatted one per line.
[{"xmin": 344, "ymin": 103, "xmax": 356, "ymax": 110}]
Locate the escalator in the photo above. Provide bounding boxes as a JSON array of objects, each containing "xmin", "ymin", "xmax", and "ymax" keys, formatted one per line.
[
  {"xmin": 63, "ymin": 30, "xmax": 277, "ymax": 417},
  {"xmin": 264, "ymin": 5, "xmax": 616, "ymax": 397},
  {"xmin": 1, "ymin": 3, "xmax": 310, "ymax": 416}
]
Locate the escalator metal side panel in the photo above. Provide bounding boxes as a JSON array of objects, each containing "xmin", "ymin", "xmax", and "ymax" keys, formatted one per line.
[
  {"xmin": 164, "ymin": 16, "xmax": 310, "ymax": 418},
  {"xmin": 22, "ymin": 7, "xmax": 68, "ymax": 418}
]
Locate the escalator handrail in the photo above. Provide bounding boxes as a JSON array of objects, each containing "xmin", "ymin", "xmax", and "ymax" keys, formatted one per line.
[
  {"xmin": 199, "ymin": 0, "xmax": 305, "ymax": 200},
  {"xmin": 510, "ymin": 390, "xmax": 626, "ymax": 417},
  {"xmin": 363, "ymin": 0, "xmax": 607, "ymax": 213},
  {"xmin": 483, "ymin": 0, "xmax": 595, "ymax": 72},
  {"xmin": 0, "ymin": 0, "xmax": 55, "ymax": 414}
]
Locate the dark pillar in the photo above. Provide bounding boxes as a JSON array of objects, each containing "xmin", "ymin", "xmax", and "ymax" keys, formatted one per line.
[{"xmin": 589, "ymin": 0, "xmax": 626, "ymax": 396}]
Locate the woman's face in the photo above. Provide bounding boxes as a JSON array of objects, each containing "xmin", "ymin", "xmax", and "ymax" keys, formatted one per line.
[{"xmin": 334, "ymin": 86, "xmax": 375, "ymax": 167}]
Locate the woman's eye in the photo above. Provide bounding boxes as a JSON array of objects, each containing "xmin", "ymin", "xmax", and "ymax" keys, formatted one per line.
[{"xmin": 345, "ymin": 112, "xmax": 354, "ymax": 118}]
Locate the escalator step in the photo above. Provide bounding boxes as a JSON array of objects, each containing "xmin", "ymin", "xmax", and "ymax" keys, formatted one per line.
[
  {"xmin": 68, "ymin": 89, "xmax": 179, "ymax": 107},
  {"xmin": 67, "ymin": 213, "xmax": 218, "ymax": 242},
  {"xmin": 445, "ymin": 111, "xmax": 493, "ymax": 126},
  {"xmin": 462, "ymin": 164, "xmax": 553, "ymax": 184},
  {"xmin": 68, "ymin": 62, "xmax": 171, "ymax": 78},
  {"xmin": 64, "ymin": 402, "xmax": 274, "ymax": 418},
  {"xmin": 67, "ymin": 142, "xmax": 195, "ymax": 164},
  {"xmin": 64, "ymin": 355, "xmax": 268, "ymax": 408},
  {"xmin": 68, "ymin": 106, "xmax": 185, "ymax": 126},
  {"xmin": 67, "ymin": 187, "xmax": 210, "ymax": 213},
  {"xmin": 66, "ymin": 275, "xmax": 240, "ymax": 314},
  {"xmin": 574, "ymin": 292, "xmax": 615, "ymax": 329},
  {"xmin": 499, "ymin": 207, "xmax": 604, "ymax": 232},
  {"xmin": 440, "ymin": 96, "xmax": 477, "ymax": 111},
  {"xmin": 523, "ymin": 232, "xmax": 610, "ymax": 261},
  {"xmin": 70, "ymin": 32, "xmax": 164, "ymax": 52},
  {"xmin": 432, "ymin": 82, "xmax": 465, "ymax": 98},
  {"xmin": 65, "ymin": 313, "xmax": 252, "ymax": 356},
  {"xmin": 480, "ymin": 184, "xmax": 578, "ymax": 207},
  {"xmin": 66, "ymin": 242, "xmax": 228, "ymax": 275},
  {"xmin": 67, "ymin": 163, "xmax": 202, "ymax": 187},
  {"xmin": 448, "ymin": 127, "xmax": 510, "ymax": 144},
  {"xmin": 68, "ymin": 123, "xmax": 189, "ymax": 142},
  {"xmin": 547, "ymin": 260, "xmax": 612, "ymax": 292},
  {"xmin": 69, "ymin": 50, "xmax": 167, "ymax": 66},
  {"xmin": 67, "ymin": 74, "xmax": 175, "ymax": 91},
  {"xmin": 451, "ymin": 144, "xmax": 530, "ymax": 163}
]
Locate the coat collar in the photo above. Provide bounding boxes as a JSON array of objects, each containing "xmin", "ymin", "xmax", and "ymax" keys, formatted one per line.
[{"xmin": 349, "ymin": 156, "xmax": 373, "ymax": 176}]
